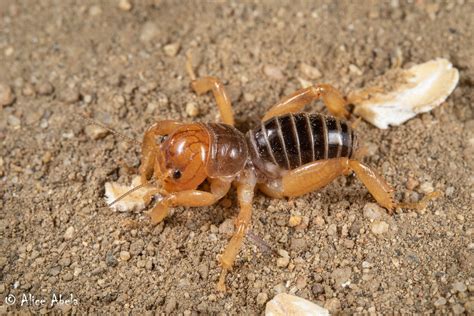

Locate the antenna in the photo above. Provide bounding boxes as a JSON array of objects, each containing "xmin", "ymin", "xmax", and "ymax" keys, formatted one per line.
[{"xmin": 76, "ymin": 112, "xmax": 142, "ymax": 146}]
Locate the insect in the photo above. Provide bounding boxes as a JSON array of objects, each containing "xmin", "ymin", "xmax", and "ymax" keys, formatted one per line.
[{"xmin": 120, "ymin": 57, "xmax": 439, "ymax": 292}]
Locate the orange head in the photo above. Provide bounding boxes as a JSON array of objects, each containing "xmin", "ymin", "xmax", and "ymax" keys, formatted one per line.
[{"xmin": 155, "ymin": 124, "xmax": 210, "ymax": 192}]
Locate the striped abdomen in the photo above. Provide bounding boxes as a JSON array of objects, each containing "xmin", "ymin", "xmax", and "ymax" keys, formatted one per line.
[{"xmin": 247, "ymin": 113, "xmax": 357, "ymax": 178}]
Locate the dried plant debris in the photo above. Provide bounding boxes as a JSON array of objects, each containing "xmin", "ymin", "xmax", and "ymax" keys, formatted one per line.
[
  {"xmin": 266, "ymin": 293, "xmax": 329, "ymax": 316},
  {"xmin": 348, "ymin": 58, "xmax": 459, "ymax": 129},
  {"xmin": 104, "ymin": 176, "xmax": 158, "ymax": 212}
]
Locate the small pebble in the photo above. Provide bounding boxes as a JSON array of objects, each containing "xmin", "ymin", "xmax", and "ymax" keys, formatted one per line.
[
  {"xmin": 349, "ymin": 64, "xmax": 363, "ymax": 76},
  {"xmin": 41, "ymin": 151, "xmax": 53, "ymax": 164},
  {"xmin": 465, "ymin": 301, "xmax": 474, "ymax": 314},
  {"xmin": 445, "ymin": 186, "xmax": 455, "ymax": 197},
  {"xmin": 452, "ymin": 304, "xmax": 465, "ymax": 315},
  {"xmin": 119, "ymin": 251, "xmax": 131, "ymax": 261},
  {"xmin": 0, "ymin": 83, "xmax": 15, "ymax": 106},
  {"xmin": 22, "ymin": 84, "xmax": 35, "ymax": 96},
  {"xmin": 433, "ymin": 297, "xmax": 446, "ymax": 307},
  {"xmin": 62, "ymin": 272, "xmax": 73, "ymax": 282},
  {"xmin": 273, "ymin": 283, "xmax": 286, "ymax": 295},
  {"xmin": 163, "ymin": 42, "xmax": 181, "ymax": 57},
  {"xmin": 419, "ymin": 182, "xmax": 434, "ymax": 194},
  {"xmin": 83, "ymin": 94, "xmax": 93, "ymax": 104},
  {"xmin": 406, "ymin": 178, "xmax": 419, "ymax": 190},
  {"xmin": 370, "ymin": 220, "xmax": 389, "ymax": 235},
  {"xmin": 49, "ymin": 266, "xmax": 61, "ymax": 276},
  {"xmin": 106, "ymin": 252, "xmax": 118, "ymax": 267},
  {"xmin": 185, "ymin": 102, "xmax": 199, "ymax": 117},
  {"xmin": 288, "ymin": 215, "xmax": 302, "ymax": 227},
  {"xmin": 140, "ymin": 22, "xmax": 159, "ymax": 42},
  {"xmin": 290, "ymin": 237, "xmax": 306, "ymax": 251},
  {"xmin": 452, "ymin": 281, "xmax": 467, "ymax": 292},
  {"xmin": 256, "ymin": 292, "xmax": 268, "ymax": 305},
  {"xmin": 299, "ymin": 62, "xmax": 322, "ymax": 79},
  {"xmin": 4, "ymin": 47, "xmax": 14, "ymax": 57},
  {"xmin": 36, "ymin": 81, "xmax": 54, "ymax": 96},
  {"xmin": 164, "ymin": 297, "xmax": 177, "ymax": 314},
  {"xmin": 145, "ymin": 260, "xmax": 153, "ymax": 271},
  {"xmin": 276, "ymin": 257, "xmax": 289, "ymax": 268},
  {"xmin": 60, "ymin": 89, "xmax": 80, "ymax": 104},
  {"xmin": 324, "ymin": 297, "xmax": 341, "ymax": 313},
  {"xmin": 327, "ymin": 223, "xmax": 337, "ymax": 236},
  {"xmin": 266, "ymin": 293, "xmax": 329, "ymax": 315},
  {"xmin": 63, "ymin": 226, "xmax": 74, "ymax": 240},
  {"xmin": 263, "ymin": 65, "xmax": 284, "ymax": 80},
  {"xmin": 312, "ymin": 283, "xmax": 324, "ymax": 295},
  {"xmin": 363, "ymin": 203, "xmax": 384, "ymax": 220},
  {"xmin": 85, "ymin": 125, "xmax": 109, "ymax": 140},
  {"xmin": 244, "ymin": 93, "xmax": 255, "ymax": 102},
  {"xmin": 278, "ymin": 249, "xmax": 289, "ymax": 258},
  {"xmin": 314, "ymin": 216, "xmax": 325, "ymax": 227},
  {"xmin": 295, "ymin": 276, "xmax": 307, "ymax": 289},
  {"xmin": 8, "ymin": 114, "xmax": 20, "ymax": 127},
  {"xmin": 118, "ymin": 0, "xmax": 132, "ymax": 11},
  {"xmin": 218, "ymin": 218, "xmax": 234, "ymax": 237},
  {"xmin": 89, "ymin": 5, "xmax": 102, "ymax": 16}
]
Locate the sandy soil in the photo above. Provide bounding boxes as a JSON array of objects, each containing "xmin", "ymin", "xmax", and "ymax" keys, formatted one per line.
[{"xmin": 1, "ymin": 0, "xmax": 473, "ymax": 314}]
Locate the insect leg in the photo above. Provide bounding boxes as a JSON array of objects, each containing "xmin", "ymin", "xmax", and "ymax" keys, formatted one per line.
[
  {"xmin": 189, "ymin": 76, "xmax": 235, "ymax": 125},
  {"xmin": 147, "ymin": 178, "xmax": 231, "ymax": 224},
  {"xmin": 348, "ymin": 160, "xmax": 396, "ymax": 213},
  {"xmin": 349, "ymin": 160, "xmax": 440, "ymax": 214},
  {"xmin": 217, "ymin": 179, "xmax": 255, "ymax": 292},
  {"xmin": 262, "ymin": 84, "xmax": 349, "ymax": 121},
  {"xmin": 139, "ymin": 120, "xmax": 183, "ymax": 184},
  {"xmin": 265, "ymin": 158, "xmax": 348, "ymax": 198}
]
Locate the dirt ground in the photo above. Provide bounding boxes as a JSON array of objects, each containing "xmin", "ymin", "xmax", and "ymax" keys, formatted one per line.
[{"xmin": 1, "ymin": 0, "xmax": 473, "ymax": 314}]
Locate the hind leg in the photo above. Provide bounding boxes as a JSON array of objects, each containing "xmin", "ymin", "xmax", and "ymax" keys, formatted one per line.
[
  {"xmin": 259, "ymin": 159, "xmax": 438, "ymax": 214},
  {"xmin": 262, "ymin": 84, "xmax": 349, "ymax": 121}
]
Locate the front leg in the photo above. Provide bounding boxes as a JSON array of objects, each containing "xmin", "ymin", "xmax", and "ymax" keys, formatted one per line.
[
  {"xmin": 139, "ymin": 120, "xmax": 183, "ymax": 184},
  {"xmin": 217, "ymin": 176, "xmax": 256, "ymax": 292},
  {"xmin": 146, "ymin": 178, "xmax": 231, "ymax": 224}
]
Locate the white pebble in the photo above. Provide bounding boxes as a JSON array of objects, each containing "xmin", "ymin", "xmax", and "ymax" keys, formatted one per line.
[
  {"xmin": 299, "ymin": 62, "xmax": 322, "ymax": 79},
  {"xmin": 370, "ymin": 220, "xmax": 389, "ymax": 235},
  {"xmin": 288, "ymin": 215, "xmax": 302, "ymax": 227},
  {"xmin": 419, "ymin": 182, "xmax": 434, "ymax": 194},
  {"xmin": 85, "ymin": 125, "xmax": 109, "ymax": 140},
  {"xmin": 63, "ymin": 227, "xmax": 75, "ymax": 240},
  {"xmin": 119, "ymin": 251, "xmax": 131, "ymax": 261},
  {"xmin": 89, "ymin": 5, "xmax": 102, "ymax": 16},
  {"xmin": 263, "ymin": 65, "xmax": 284, "ymax": 80},
  {"xmin": 256, "ymin": 292, "xmax": 268, "ymax": 305},
  {"xmin": 265, "ymin": 293, "xmax": 329, "ymax": 316},
  {"xmin": 452, "ymin": 281, "xmax": 467, "ymax": 292},
  {"xmin": 363, "ymin": 203, "xmax": 384, "ymax": 220},
  {"xmin": 349, "ymin": 64, "xmax": 363, "ymax": 76},
  {"xmin": 0, "ymin": 83, "xmax": 15, "ymax": 106},
  {"xmin": 434, "ymin": 297, "xmax": 446, "ymax": 307},
  {"xmin": 276, "ymin": 257, "xmax": 289, "ymax": 268},
  {"xmin": 163, "ymin": 42, "xmax": 181, "ymax": 57},
  {"xmin": 185, "ymin": 102, "xmax": 199, "ymax": 117},
  {"xmin": 140, "ymin": 22, "xmax": 159, "ymax": 42},
  {"xmin": 118, "ymin": 0, "xmax": 132, "ymax": 11}
]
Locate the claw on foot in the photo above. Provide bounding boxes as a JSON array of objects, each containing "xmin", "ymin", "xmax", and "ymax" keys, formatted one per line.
[
  {"xmin": 146, "ymin": 203, "xmax": 169, "ymax": 225},
  {"xmin": 397, "ymin": 191, "xmax": 441, "ymax": 210},
  {"xmin": 217, "ymin": 269, "xmax": 228, "ymax": 292}
]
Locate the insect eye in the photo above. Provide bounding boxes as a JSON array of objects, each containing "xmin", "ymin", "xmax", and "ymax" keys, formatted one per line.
[
  {"xmin": 172, "ymin": 169, "xmax": 182, "ymax": 180},
  {"xmin": 156, "ymin": 135, "xmax": 168, "ymax": 145}
]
